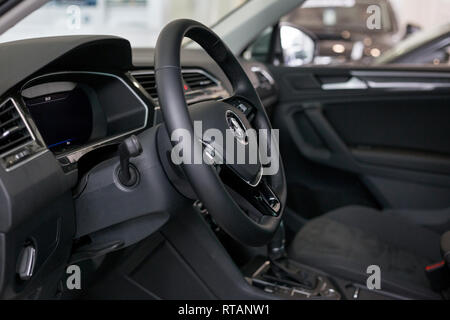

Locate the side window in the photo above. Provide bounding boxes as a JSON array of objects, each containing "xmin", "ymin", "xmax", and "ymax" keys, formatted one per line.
[
  {"xmin": 243, "ymin": 0, "xmax": 450, "ymax": 67},
  {"xmin": 243, "ymin": 26, "xmax": 274, "ymax": 63}
]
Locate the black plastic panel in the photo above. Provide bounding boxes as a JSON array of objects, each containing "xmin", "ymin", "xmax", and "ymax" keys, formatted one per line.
[{"xmin": 324, "ymin": 97, "xmax": 450, "ymax": 156}]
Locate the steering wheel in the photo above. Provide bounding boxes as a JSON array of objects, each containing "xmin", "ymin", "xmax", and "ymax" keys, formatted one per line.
[{"xmin": 155, "ymin": 19, "xmax": 286, "ymax": 246}]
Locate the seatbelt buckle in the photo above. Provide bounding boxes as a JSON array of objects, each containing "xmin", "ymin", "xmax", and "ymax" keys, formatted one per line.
[{"xmin": 425, "ymin": 260, "xmax": 450, "ymax": 292}]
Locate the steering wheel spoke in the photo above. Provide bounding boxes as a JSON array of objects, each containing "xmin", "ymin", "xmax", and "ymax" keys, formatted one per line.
[{"xmin": 219, "ymin": 165, "xmax": 281, "ymax": 217}]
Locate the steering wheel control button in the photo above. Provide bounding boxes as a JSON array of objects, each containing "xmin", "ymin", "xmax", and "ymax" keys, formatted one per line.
[
  {"xmin": 258, "ymin": 182, "xmax": 281, "ymax": 216},
  {"xmin": 16, "ymin": 244, "xmax": 36, "ymax": 281},
  {"xmin": 236, "ymin": 103, "xmax": 248, "ymax": 114}
]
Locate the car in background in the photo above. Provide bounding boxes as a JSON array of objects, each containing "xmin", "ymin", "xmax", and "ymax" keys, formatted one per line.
[
  {"xmin": 375, "ymin": 23, "xmax": 450, "ymax": 65},
  {"xmin": 282, "ymin": 0, "xmax": 400, "ymax": 64},
  {"xmin": 244, "ymin": 0, "xmax": 403, "ymax": 66}
]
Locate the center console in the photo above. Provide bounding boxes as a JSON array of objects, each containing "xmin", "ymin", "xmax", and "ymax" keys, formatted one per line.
[
  {"xmin": 244, "ymin": 258, "xmax": 341, "ymax": 299},
  {"xmin": 240, "ymin": 222, "xmax": 406, "ymax": 300}
]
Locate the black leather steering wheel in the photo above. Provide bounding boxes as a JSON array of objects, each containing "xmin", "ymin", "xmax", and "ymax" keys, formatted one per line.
[{"xmin": 155, "ymin": 19, "xmax": 286, "ymax": 246}]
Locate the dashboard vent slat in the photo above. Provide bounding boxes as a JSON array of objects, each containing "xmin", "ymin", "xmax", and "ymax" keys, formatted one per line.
[
  {"xmin": 0, "ymin": 103, "xmax": 14, "ymax": 118},
  {"xmin": 183, "ymin": 72, "xmax": 215, "ymax": 90},
  {"xmin": 0, "ymin": 99, "xmax": 32, "ymax": 155},
  {"xmin": 132, "ymin": 73, "xmax": 158, "ymax": 99},
  {"xmin": 133, "ymin": 70, "xmax": 218, "ymax": 101}
]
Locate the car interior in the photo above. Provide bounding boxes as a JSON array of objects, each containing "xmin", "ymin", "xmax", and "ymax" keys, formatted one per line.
[{"xmin": 0, "ymin": 0, "xmax": 449, "ymax": 301}]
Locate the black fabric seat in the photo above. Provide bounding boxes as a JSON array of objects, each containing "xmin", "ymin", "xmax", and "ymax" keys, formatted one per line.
[{"xmin": 288, "ymin": 206, "xmax": 445, "ymax": 299}]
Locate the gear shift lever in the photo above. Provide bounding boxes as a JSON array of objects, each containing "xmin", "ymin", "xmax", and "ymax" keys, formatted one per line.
[
  {"xmin": 267, "ymin": 222, "xmax": 318, "ymax": 290},
  {"xmin": 268, "ymin": 222, "xmax": 286, "ymax": 260}
]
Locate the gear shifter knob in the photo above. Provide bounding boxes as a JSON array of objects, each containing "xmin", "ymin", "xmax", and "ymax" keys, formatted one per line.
[
  {"xmin": 118, "ymin": 135, "xmax": 142, "ymax": 187},
  {"xmin": 268, "ymin": 221, "xmax": 286, "ymax": 260}
]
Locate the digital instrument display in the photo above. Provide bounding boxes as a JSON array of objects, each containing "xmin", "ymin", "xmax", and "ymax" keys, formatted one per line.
[
  {"xmin": 25, "ymin": 87, "xmax": 93, "ymax": 153},
  {"xmin": 22, "ymin": 73, "xmax": 148, "ymax": 159}
]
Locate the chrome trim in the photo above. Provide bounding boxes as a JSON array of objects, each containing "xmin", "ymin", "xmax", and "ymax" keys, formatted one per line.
[
  {"xmin": 351, "ymin": 71, "xmax": 450, "ymax": 91},
  {"xmin": 0, "ymin": 98, "xmax": 48, "ymax": 172},
  {"xmin": 251, "ymin": 260, "xmax": 271, "ymax": 279},
  {"xmin": 322, "ymin": 77, "xmax": 368, "ymax": 90},
  {"xmin": 321, "ymin": 72, "xmax": 450, "ymax": 91},
  {"xmin": 247, "ymin": 260, "xmax": 340, "ymax": 299},
  {"xmin": 352, "ymin": 70, "xmax": 450, "ymax": 79},
  {"xmin": 226, "ymin": 110, "xmax": 249, "ymax": 145},
  {"xmin": 24, "ymin": 246, "xmax": 36, "ymax": 279},
  {"xmin": 251, "ymin": 66, "xmax": 275, "ymax": 85},
  {"xmin": 249, "ymin": 166, "xmax": 264, "ymax": 187},
  {"xmin": 18, "ymin": 246, "xmax": 36, "ymax": 281},
  {"xmin": 199, "ymin": 139, "xmax": 224, "ymax": 166},
  {"xmin": 353, "ymin": 287, "xmax": 360, "ymax": 299},
  {"xmin": 366, "ymin": 81, "xmax": 450, "ymax": 90},
  {"xmin": 21, "ymin": 71, "xmax": 150, "ymax": 164}
]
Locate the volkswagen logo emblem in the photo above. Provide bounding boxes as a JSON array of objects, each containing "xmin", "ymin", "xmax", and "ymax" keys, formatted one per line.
[{"xmin": 226, "ymin": 111, "xmax": 248, "ymax": 145}]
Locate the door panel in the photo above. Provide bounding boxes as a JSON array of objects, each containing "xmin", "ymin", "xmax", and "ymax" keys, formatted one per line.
[
  {"xmin": 269, "ymin": 66, "xmax": 450, "ymax": 219},
  {"xmin": 324, "ymin": 97, "xmax": 450, "ymax": 156}
]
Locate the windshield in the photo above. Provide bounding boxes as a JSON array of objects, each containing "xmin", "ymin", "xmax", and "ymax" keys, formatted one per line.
[{"xmin": 0, "ymin": 0, "xmax": 248, "ymax": 47}]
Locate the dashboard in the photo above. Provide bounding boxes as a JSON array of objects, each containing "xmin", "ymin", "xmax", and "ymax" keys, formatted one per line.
[
  {"xmin": 0, "ymin": 35, "xmax": 278, "ymax": 299},
  {"xmin": 17, "ymin": 69, "xmax": 232, "ymax": 173},
  {"xmin": 0, "ymin": 35, "xmax": 277, "ymax": 203},
  {"xmin": 3, "ymin": 64, "xmax": 272, "ymax": 175}
]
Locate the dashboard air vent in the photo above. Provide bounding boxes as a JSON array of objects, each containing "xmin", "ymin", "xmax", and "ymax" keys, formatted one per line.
[
  {"xmin": 182, "ymin": 71, "xmax": 216, "ymax": 91},
  {"xmin": 132, "ymin": 73, "xmax": 158, "ymax": 99},
  {"xmin": 0, "ymin": 99, "xmax": 32, "ymax": 155},
  {"xmin": 133, "ymin": 70, "xmax": 218, "ymax": 101}
]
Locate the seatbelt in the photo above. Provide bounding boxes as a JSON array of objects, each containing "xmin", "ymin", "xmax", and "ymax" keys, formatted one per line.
[
  {"xmin": 425, "ymin": 231, "xmax": 450, "ymax": 292},
  {"xmin": 425, "ymin": 260, "xmax": 450, "ymax": 292}
]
